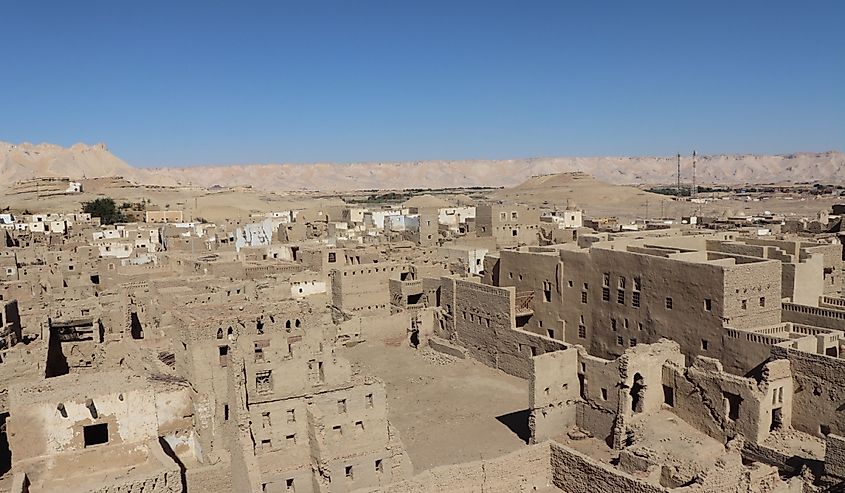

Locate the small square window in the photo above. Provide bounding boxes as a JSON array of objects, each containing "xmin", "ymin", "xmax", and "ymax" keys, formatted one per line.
[
  {"xmin": 759, "ymin": 297, "xmax": 766, "ymax": 307},
  {"xmin": 665, "ymin": 297, "xmax": 673, "ymax": 309},
  {"xmin": 741, "ymin": 299, "xmax": 747, "ymax": 310},
  {"xmin": 581, "ymin": 291, "xmax": 587, "ymax": 304},
  {"xmin": 365, "ymin": 393, "xmax": 374, "ymax": 408},
  {"xmin": 578, "ymin": 325, "xmax": 586, "ymax": 338},
  {"xmin": 616, "ymin": 336, "xmax": 623, "ymax": 346},
  {"xmin": 701, "ymin": 339, "xmax": 709, "ymax": 351},
  {"xmin": 601, "ymin": 388, "xmax": 608, "ymax": 400},
  {"xmin": 83, "ymin": 423, "xmax": 109, "ymax": 447}
]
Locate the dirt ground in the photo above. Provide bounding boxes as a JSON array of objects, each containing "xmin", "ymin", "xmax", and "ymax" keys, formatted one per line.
[
  {"xmin": 4, "ymin": 178, "xmax": 841, "ymax": 225},
  {"xmin": 339, "ymin": 337, "xmax": 529, "ymax": 472}
]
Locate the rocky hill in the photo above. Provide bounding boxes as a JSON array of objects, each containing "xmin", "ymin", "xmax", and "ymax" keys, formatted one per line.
[
  {"xmin": 0, "ymin": 141, "xmax": 163, "ymax": 185},
  {"xmin": 2, "ymin": 141, "xmax": 843, "ymax": 191}
]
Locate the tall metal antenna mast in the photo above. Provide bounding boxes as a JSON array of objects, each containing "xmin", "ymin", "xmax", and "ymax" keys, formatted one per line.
[
  {"xmin": 692, "ymin": 150, "xmax": 697, "ymax": 198},
  {"xmin": 676, "ymin": 153, "xmax": 681, "ymax": 198}
]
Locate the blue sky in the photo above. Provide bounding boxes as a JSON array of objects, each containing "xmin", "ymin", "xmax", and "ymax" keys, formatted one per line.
[{"xmin": 1, "ymin": 1, "xmax": 842, "ymax": 167}]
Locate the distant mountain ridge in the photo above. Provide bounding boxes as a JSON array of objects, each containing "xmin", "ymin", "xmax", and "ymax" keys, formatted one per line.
[{"xmin": 2, "ymin": 141, "xmax": 843, "ymax": 191}]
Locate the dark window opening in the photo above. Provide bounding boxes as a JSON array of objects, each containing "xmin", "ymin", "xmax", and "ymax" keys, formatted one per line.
[
  {"xmin": 821, "ymin": 424, "xmax": 831, "ymax": 436},
  {"xmin": 663, "ymin": 385, "xmax": 674, "ymax": 407},
  {"xmin": 328, "ymin": 252, "xmax": 336, "ymax": 263},
  {"xmin": 0, "ymin": 413, "xmax": 10, "ymax": 475},
  {"xmin": 219, "ymin": 345, "xmax": 229, "ymax": 367},
  {"xmin": 630, "ymin": 373, "xmax": 645, "ymax": 414},
  {"xmin": 407, "ymin": 293, "xmax": 423, "ymax": 305},
  {"xmin": 90, "ymin": 274, "xmax": 100, "ymax": 285},
  {"xmin": 770, "ymin": 408, "xmax": 782, "ymax": 432},
  {"xmin": 724, "ymin": 392, "xmax": 742, "ymax": 421},
  {"xmin": 83, "ymin": 423, "xmax": 109, "ymax": 447},
  {"xmin": 130, "ymin": 312, "xmax": 144, "ymax": 340}
]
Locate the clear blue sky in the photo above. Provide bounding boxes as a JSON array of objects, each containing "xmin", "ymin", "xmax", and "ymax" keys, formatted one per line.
[{"xmin": 1, "ymin": 1, "xmax": 842, "ymax": 167}]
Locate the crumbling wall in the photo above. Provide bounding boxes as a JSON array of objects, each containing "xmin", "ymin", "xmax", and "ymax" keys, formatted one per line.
[
  {"xmin": 88, "ymin": 444, "xmax": 183, "ymax": 493},
  {"xmin": 575, "ymin": 341, "xmax": 685, "ymax": 447},
  {"xmin": 446, "ymin": 278, "xmax": 567, "ymax": 379},
  {"xmin": 452, "ymin": 279, "xmax": 512, "ymax": 369},
  {"xmin": 771, "ymin": 345, "xmax": 845, "ymax": 437},
  {"xmin": 226, "ymin": 347, "xmax": 263, "ymax": 493},
  {"xmin": 825, "ymin": 434, "xmax": 845, "ymax": 478},
  {"xmin": 357, "ymin": 441, "xmax": 552, "ymax": 493},
  {"xmin": 529, "ymin": 347, "xmax": 579, "ymax": 442},
  {"xmin": 550, "ymin": 441, "xmax": 669, "ymax": 493},
  {"xmin": 664, "ymin": 357, "xmax": 792, "ymax": 445},
  {"xmin": 330, "ymin": 264, "xmax": 408, "ymax": 316}
]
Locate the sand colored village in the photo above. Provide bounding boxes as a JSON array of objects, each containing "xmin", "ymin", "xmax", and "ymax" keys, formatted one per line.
[{"xmin": 0, "ymin": 143, "xmax": 845, "ymax": 492}]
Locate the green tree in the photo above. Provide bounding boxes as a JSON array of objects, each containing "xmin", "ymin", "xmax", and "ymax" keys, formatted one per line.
[{"xmin": 83, "ymin": 198, "xmax": 127, "ymax": 225}]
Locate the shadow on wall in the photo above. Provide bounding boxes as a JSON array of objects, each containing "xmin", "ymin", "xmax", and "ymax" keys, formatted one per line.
[{"xmin": 496, "ymin": 409, "xmax": 531, "ymax": 444}]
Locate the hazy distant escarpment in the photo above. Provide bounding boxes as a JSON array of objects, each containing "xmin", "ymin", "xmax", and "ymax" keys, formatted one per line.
[{"xmin": 2, "ymin": 141, "xmax": 843, "ymax": 191}]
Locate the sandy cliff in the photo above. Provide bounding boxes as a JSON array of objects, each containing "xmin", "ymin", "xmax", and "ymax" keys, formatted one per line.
[{"xmin": 1, "ymin": 141, "xmax": 843, "ymax": 191}]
